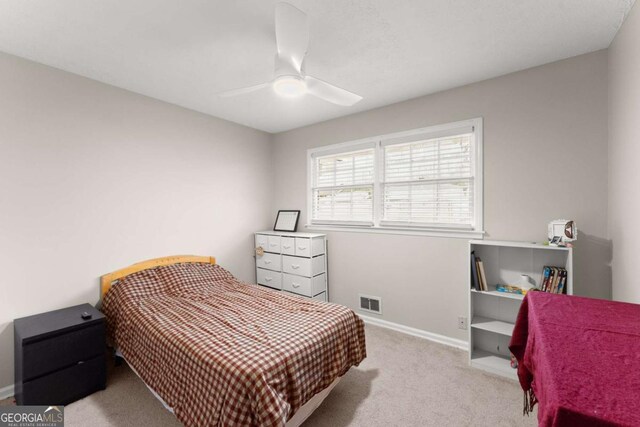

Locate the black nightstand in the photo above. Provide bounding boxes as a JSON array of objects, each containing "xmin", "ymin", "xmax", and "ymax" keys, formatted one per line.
[{"xmin": 14, "ymin": 303, "xmax": 106, "ymax": 405}]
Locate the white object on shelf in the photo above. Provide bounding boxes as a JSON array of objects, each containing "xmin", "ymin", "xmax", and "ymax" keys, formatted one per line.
[
  {"xmin": 468, "ymin": 239, "xmax": 573, "ymax": 380},
  {"xmin": 548, "ymin": 219, "xmax": 577, "ymax": 245},
  {"xmin": 517, "ymin": 274, "xmax": 535, "ymax": 290},
  {"xmin": 255, "ymin": 231, "xmax": 328, "ymax": 301}
]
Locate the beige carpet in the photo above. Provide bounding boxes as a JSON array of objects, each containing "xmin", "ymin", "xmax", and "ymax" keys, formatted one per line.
[{"xmin": 2, "ymin": 324, "xmax": 536, "ymax": 426}]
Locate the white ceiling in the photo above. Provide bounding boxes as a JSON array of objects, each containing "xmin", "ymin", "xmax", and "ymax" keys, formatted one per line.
[{"xmin": 0, "ymin": 0, "xmax": 634, "ymax": 133}]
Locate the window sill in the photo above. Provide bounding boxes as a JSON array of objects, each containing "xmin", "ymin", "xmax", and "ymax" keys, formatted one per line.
[{"xmin": 305, "ymin": 224, "xmax": 486, "ymax": 239}]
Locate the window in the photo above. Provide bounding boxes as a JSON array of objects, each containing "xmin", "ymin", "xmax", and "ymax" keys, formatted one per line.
[
  {"xmin": 311, "ymin": 145, "xmax": 375, "ymax": 225},
  {"xmin": 308, "ymin": 118, "xmax": 483, "ymax": 238}
]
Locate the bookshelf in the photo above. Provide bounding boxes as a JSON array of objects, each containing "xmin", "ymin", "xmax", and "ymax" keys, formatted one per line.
[{"xmin": 468, "ymin": 239, "xmax": 573, "ymax": 380}]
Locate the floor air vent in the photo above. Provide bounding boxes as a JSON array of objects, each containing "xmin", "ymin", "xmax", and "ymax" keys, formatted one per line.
[{"xmin": 359, "ymin": 295, "xmax": 382, "ymax": 314}]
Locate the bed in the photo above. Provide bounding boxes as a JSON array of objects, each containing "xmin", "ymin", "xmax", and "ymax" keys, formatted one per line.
[
  {"xmin": 509, "ymin": 291, "xmax": 640, "ymax": 426},
  {"xmin": 100, "ymin": 255, "xmax": 366, "ymax": 427}
]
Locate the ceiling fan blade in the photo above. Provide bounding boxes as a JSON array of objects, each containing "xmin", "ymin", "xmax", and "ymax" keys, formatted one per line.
[
  {"xmin": 305, "ymin": 76, "xmax": 363, "ymax": 106},
  {"xmin": 275, "ymin": 2, "xmax": 308, "ymax": 73},
  {"xmin": 217, "ymin": 82, "xmax": 270, "ymax": 98}
]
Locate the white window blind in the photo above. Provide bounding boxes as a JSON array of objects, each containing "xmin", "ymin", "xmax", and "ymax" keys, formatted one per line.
[
  {"xmin": 311, "ymin": 148, "xmax": 375, "ymax": 224},
  {"xmin": 382, "ymin": 133, "xmax": 474, "ymax": 228},
  {"xmin": 307, "ymin": 118, "xmax": 483, "ymax": 237}
]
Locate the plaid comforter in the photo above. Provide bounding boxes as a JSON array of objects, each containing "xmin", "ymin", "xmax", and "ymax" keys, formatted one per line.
[{"xmin": 102, "ymin": 263, "xmax": 366, "ymax": 427}]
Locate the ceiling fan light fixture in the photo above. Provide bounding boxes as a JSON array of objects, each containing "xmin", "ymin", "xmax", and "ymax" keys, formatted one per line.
[
  {"xmin": 273, "ymin": 75, "xmax": 307, "ymax": 98},
  {"xmin": 217, "ymin": 3, "xmax": 362, "ymax": 106}
]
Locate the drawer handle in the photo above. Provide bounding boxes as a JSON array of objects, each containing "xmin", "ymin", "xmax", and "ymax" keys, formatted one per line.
[
  {"xmin": 265, "ymin": 260, "xmax": 272, "ymax": 264},
  {"xmin": 291, "ymin": 264, "xmax": 300, "ymax": 269},
  {"xmin": 297, "ymin": 246, "xmax": 307, "ymax": 250},
  {"xmin": 283, "ymin": 245, "xmax": 291, "ymax": 249},
  {"xmin": 292, "ymin": 283, "xmax": 301, "ymax": 288},
  {"xmin": 265, "ymin": 277, "xmax": 272, "ymax": 282},
  {"xmin": 77, "ymin": 360, "xmax": 85, "ymax": 365}
]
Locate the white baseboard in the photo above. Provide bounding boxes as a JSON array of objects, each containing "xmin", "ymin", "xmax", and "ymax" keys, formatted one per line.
[
  {"xmin": 0, "ymin": 384, "xmax": 14, "ymax": 400},
  {"xmin": 358, "ymin": 313, "xmax": 469, "ymax": 351}
]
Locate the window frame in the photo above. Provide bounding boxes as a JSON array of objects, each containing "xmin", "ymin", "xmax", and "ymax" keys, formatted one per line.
[{"xmin": 306, "ymin": 118, "xmax": 484, "ymax": 239}]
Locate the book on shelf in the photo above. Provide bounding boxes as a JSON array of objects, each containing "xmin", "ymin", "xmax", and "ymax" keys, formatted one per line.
[
  {"xmin": 540, "ymin": 266, "xmax": 568, "ymax": 294},
  {"xmin": 470, "ymin": 251, "xmax": 480, "ymax": 290},
  {"xmin": 541, "ymin": 267, "xmax": 551, "ymax": 292},
  {"xmin": 470, "ymin": 252, "xmax": 488, "ymax": 291},
  {"xmin": 496, "ymin": 284, "xmax": 527, "ymax": 295},
  {"xmin": 468, "ymin": 252, "xmax": 494, "ymax": 292},
  {"xmin": 477, "ymin": 258, "xmax": 488, "ymax": 291},
  {"xmin": 558, "ymin": 269, "xmax": 567, "ymax": 294}
]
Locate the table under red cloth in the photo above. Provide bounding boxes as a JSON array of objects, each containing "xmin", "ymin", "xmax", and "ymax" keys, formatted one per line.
[{"xmin": 509, "ymin": 292, "xmax": 640, "ymax": 427}]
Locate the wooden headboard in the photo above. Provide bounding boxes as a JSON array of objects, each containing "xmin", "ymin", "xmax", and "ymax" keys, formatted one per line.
[{"xmin": 100, "ymin": 255, "xmax": 216, "ymax": 300}]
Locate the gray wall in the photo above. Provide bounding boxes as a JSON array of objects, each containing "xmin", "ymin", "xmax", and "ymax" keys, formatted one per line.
[
  {"xmin": 0, "ymin": 47, "xmax": 614, "ymax": 392},
  {"xmin": 609, "ymin": 4, "xmax": 640, "ymax": 303},
  {"xmin": 0, "ymin": 52, "xmax": 273, "ymax": 390},
  {"xmin": 272, "ymin": 51, "xmax": 610, "ymax": 341}
]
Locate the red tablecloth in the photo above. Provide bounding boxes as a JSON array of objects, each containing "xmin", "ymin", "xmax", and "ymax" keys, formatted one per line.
[{"xmin": 509, "ymin": 292, "xmax": 640, "ymax": 427}]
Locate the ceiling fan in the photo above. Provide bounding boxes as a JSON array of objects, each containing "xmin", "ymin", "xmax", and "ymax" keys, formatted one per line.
[{"xmin": 218, "ymin": 2, "xmax": 363, "ymax": 106}]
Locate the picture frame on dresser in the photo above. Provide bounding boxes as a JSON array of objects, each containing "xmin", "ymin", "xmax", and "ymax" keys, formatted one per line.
[{"xmin": 273, "ymin": 210, "xmax": 300, "ymax": 232}]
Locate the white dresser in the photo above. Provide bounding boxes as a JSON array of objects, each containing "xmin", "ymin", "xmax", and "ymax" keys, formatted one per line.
[{"xmin": 254, "ymin": 231, "xmax": 328, "ymax": 302}]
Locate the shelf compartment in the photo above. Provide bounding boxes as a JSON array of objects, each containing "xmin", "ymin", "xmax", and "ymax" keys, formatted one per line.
[
  {"xmin": 470, "ymin": 349, "xmax": 518, "ymax": 380},
  {"xmin": 471, "ymin": 316, "xmax": 515, "ymax": 336},
  {"xmin": 469, "ymin": 239, "xmax": 571, "ymax": 251},
  {"xmin": 470, "ymin": 242, "xmax": 572, "ymax": 295},
  {"xmin": 471, "ymin": 289, "xmax": 525, "ymax": 300}
]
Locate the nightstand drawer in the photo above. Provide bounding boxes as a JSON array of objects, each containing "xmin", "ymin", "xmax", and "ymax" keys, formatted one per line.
[
  {"xmin": 22, "ymin": 323, "xmax": 105, "ymax": 381},
  {"xmin": 22, "ymin": 355, "xmax": 106, "ymax": 405}
]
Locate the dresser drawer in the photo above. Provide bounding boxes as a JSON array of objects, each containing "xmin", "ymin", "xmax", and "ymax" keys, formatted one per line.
[
  {"xmin": 282, "ymin": 274, "xmax": 312, "ymax": 296},
  {"xmin": 313, "ymin": 292, "xmax": 327, "ymax": 302},
  {"xmin": 282, "ymin": 291, "xmax": 305, "ymax": 299},
  {"xmin": 312, "ymin": 237, "xmax": 326, "ymax": 256},
  {"xmin": 311, "ymin": 273, "xmax": 327, "ymax": 296},
  {"xmin": 22, "ymin": 354, "xmax": 106, "ymax": 405},
  {"xmin": 282, "ymin": 255, "xmax": 325, "ymax": 277},
  {"xmin": 282, "ymin": 273, "xmax": 327, "ymax": 297},
  {"xmin": 267, "ymin": 236, "xmax": 281, "ymax": 253},
  {"xmin": 281, "ymin": 237, "xmax": 295, "ymax": 255},
  {"xmin": 22, "ymin": 323, "xmax": 105, "ymax": 381},
  {"xmin": 282, "ymin": 255, "xmax": 310, "ymax": 276},
  {"xmin": 257, "ymin": 268, "xmax": 282, "ymax": 290},
  {"xmin": 294, "ymin": 238, "xmax": 312, "ymax": 257},
  {"xmin": 256, "ymin": 252, "xmax": 281, "ymax": 271},
  {"xmin": 255, "ymin": 234, "xmax": 269, "ymax": 249}
]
